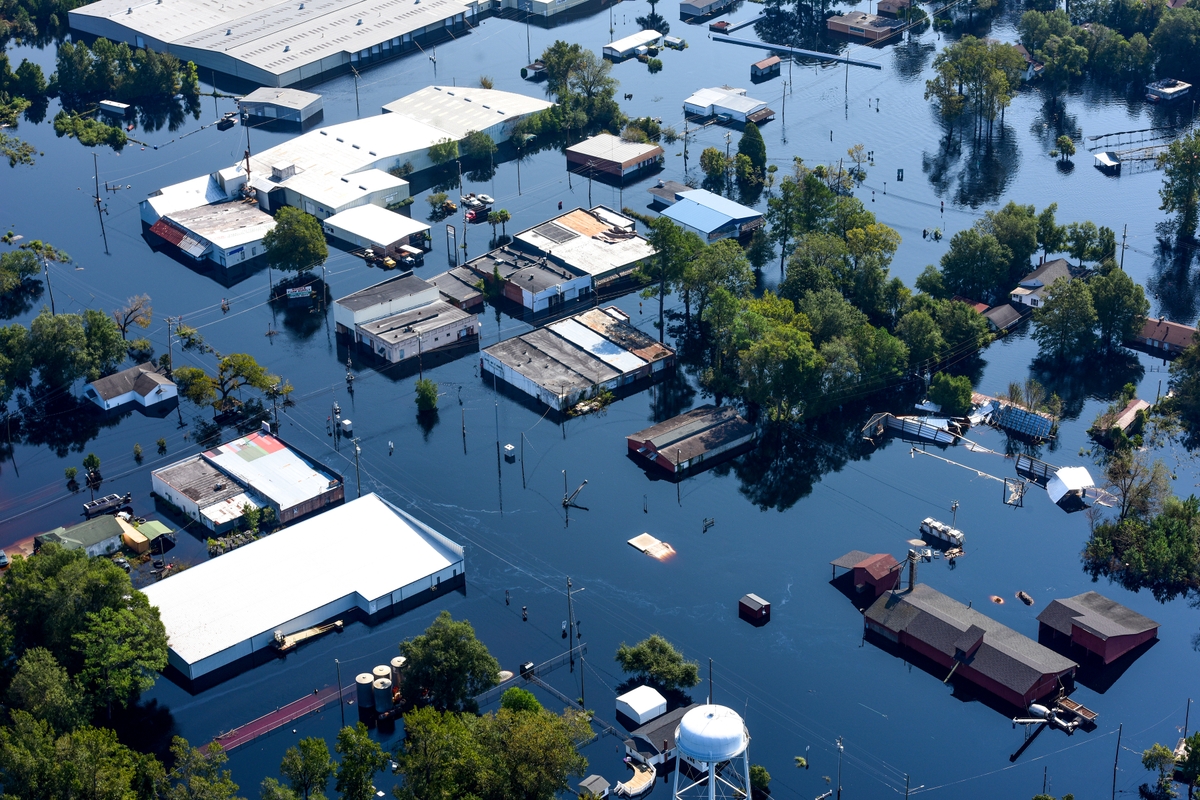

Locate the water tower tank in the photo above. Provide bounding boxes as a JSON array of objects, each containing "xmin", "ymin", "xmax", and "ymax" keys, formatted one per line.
[
  {"xmin": 373, "ymin": 678, "xmax": 393, "ymax": 711},
  {"xmin": 675, "ymin": 705, "xmax": 749, "ymax": 763},
  {"xmin": 390, "ymin": 656, "xmax": 406, "ymax": 685},
  {"xmin": 356, "ymin": 673, "xmax": 375, "ymax": 710}
]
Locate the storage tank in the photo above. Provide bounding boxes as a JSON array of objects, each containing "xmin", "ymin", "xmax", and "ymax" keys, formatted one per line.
[
  {"xmin": 356, "ymin": 673, "xmax": 375, "ymax": 710},
  {"xmin": 372, "ymin": 664, "xmax": 391, "ymax": 682},
  {"xmin": 373, "ymin": 678, "xmax": 393, "ymax": 711},
  {"xmin": 390, "ymin": 656, "xmax": 406, "ymax": 685}
]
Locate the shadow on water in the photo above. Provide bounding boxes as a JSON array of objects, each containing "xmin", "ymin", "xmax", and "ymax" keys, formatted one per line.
[
  {"xmin": 1146, "ymin": 239, "xmax": 1200, "ymax": 323},
  {"xmin": 0, "ymin": 278, "xmax": 43, "ymax": 320},
  {"xmin": 922, "ymin": 121, "xmax": 1019, "ymax": 209},
  {"xmin": 1029, "ymin": 349, "xmax": 1145, "ymax": 422},
  {"xmin": 268, "ymin": 273, "xmax": 332, "ymax": 342},
  {"xmin": 8, "ymin": 388, "xmax": 130, "ymax": 459},
  {"xmin": 109, "ymin": 697, "xmax": 179, "ymax": 763},
  {"xmin": 891, "ymin": 36, "xmax": 936, "ymax": 82}
]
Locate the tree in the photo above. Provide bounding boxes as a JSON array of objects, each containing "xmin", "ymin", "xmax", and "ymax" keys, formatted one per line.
[
  {"xmin": 1150, "ymin": 8, "xmax": 1200, "ymax": 86},
  {"xmin": 475, "ymin": 706, "xmax": 591, "ymax": 800},
  {"xmin": 395, "ymin": 706, "xmax": 484, "ymax": 800},
  {"xmin": 83, "ymin": 307, "xmax": 126, "ymax": 379},
  {"xmin": 699, "ymin": 147, "xmax": 730, "ymax": 186},
  {"xmin": 938, "ymin": 228, "xmax": 1010, "ymax": 304},
  {"xmin": 280, "ymin": 737, "xmax": 334, "ymax": 800},
  {"xmin": 165, "ymin": 737, "xmax": 242, "ymax": 800},
  {"xmin": 112, "ymin": 294, "xmax": 152, "ymax": 339},
  {"xmin": 1056, "ymin": 135, "xmax": 1076, "ymax": 162},
  {"xmin": 614, "ymin": 635, "xmax": 700, "ymax": 691},
  {"xmin": 1090, "ymin": 267, "xmax": 1148, "ymax": 350},
  {"xmin": 399, "ymin": 611, "xmax": 500, "ymax": 712},
  {"xmin": 415, "ymin": 378, "xmax": 438, "ymax": 413},
  {"xmin": 493, "ymin": 209, "xmax": 511, "ymax": 236},
  {"xmin": 1177, "ymin": 730, "xmax": 1200, "ymax": 799},
  {"xmin": 928, "ymin": 372, "xmax": 973, "ymax": 415},
  {"xmin": 6, "ymin": 648, "xmax": 81, "ymax": 733},
  {"xmin": 0, "ymin": 323, "xmax": 33, "ymax": 403},
  {"xmin": 1033, "ymin": 277, "xmax": 1097, "ymax": 360},
  {"xmin": 500, "ymin": 687, "xmax": 542, "ymax": 715},
  {"xmin": 28, "ymin": 307, "xmax": 89, "ymax": 386},
  {"xmin": 1067, "ymin": 220, "xmax": 1100, "ymax": 266},
  {"xmin": 739, "ymin": 323, "xmax": 824, "ymax": 421},
  {"xmin": 54, "ymin": 725, "xmax": 152, "ymax": 800},
  {"xmin": 263, "ymin": 207, "xmax": 328, "ymax": 273},
  {"xmin": 639, "ymin": 218, "xmax": 702, "ymax": 342},
  {"xmin": 749, "ymin": 765, "xmax": 771, "ymax": 793},
  {"xmin": 0, "ymin": 249, "xmax": 39, "ymax": 295},
  {"xmin": 1037, "ymin": 203, "xmax": 1066, "ymax": 260},
  {"xmin": 981, "ymin": 201, "xmax": 1039, "ymax": 286},
  {"xmin": 260, "ymin": 778, "xmax": 300, "ymax": 800},
  {"xmin": 1103, "ymin": 448, "xmax": 1172, "ymax": 522},
  {"xmin": 737, "ymin": 122, "xmax": 766, "ymax": 183},
  {"xmin": 0, "ymin": 710, "xmax": 57, "ymax": 800},
  {"xmin": 896, "ymin": 310, "xmax": 945, "ymax": 366},
  {"xmin": 1142, "ymin": 743, "xmax": 1178, "ymax": 799},
  {"xmin": 334, "ymin": 723, "xmax": 389, "ymax": 800},
  {"xmin": 683, "ymin": 238, "xmax": 754, "ymax": 326},
  {"xmin": 174, "ymin": 353, "xmax": 280, "ymax": 414},
  {"xmin": 428, "ymin": 138, "xmax": 459, "ymax": 166},
  {"xmin": 539, "ymin": 40, "xmax": 585, "ymax": 102},
  {"xmin": 460, "ymin": 130, "xmax": 496, "ymax": 163},
  {"xmin": 1157, "ymin": 129, "xmax": 1200, "ymax": 239},
  {"xmin": 73, "ymin": 603, "xmax": 168, "ymax": 719}
]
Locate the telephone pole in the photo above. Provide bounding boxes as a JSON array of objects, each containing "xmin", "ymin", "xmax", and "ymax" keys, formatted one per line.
[
  {"xmin": 352, "ymin": 437, "xmax": 362, "ymax": 497},
  {"xmin": 1120, "ymin": 223, "xmax": 1127, "ymax": 270},
  {"xmin": 93, "ymin": 153, "xmax": 110, "ymax": 255}
]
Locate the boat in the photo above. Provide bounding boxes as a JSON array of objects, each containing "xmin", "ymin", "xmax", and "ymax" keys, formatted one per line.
[
  {"xmin": 272, "ymin": 619, "xmax": 344, "ymax": 652},
  {"xmin": 614, "ymin": 762, "xmax": 656, "ymax": 797},
  {"xmin": 83, "ymin": 492, "xmax": 132, "ymax": 518},
  {"xmin": 1146, "ymin": 78, "xmax": 1191, "ymax": 103}
]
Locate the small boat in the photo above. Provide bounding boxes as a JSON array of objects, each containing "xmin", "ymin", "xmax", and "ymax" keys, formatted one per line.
[{"xmin": 615, "ymin": 762, "xmax": 656, "ymax": 797}]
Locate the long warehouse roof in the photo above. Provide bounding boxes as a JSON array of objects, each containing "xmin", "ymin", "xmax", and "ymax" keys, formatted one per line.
[{"xmin": 142, "ymin": 494, "xmax": 463, "ymax": 668}]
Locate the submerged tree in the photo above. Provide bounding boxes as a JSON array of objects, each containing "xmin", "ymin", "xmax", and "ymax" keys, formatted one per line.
[
  {"xmin": 263, "ymin": 207, "xmax": 328, "ymax": 273},
  {"xmin": 1158, "ymin": 129, "xmax": 1200, "ymax": 239},
  {"xmin": 614, "ymin": 635, "xmax": 701, "ymax": 691}
]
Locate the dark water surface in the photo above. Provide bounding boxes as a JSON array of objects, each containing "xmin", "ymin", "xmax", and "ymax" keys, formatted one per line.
[{"xmin": 2, "ymin": 1, "xmax": 1199, "ymax": 797}]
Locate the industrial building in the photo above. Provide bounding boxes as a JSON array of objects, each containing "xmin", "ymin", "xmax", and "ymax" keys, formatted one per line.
[
  {"xmin": 565, "ymin": 134, "xmax": 663, "ymax": 181},
  {"xmin": 513, "ymin": 206, "xmax": 656, "ymax": 285},
  {"xmin": 825, "ymin": 11, "xmax": 905, "ymax": 41},
  {"xmin": 657, "ymin": 188, "xmax": 764, "ymax": 242},
  {"xmin": 864, "ymin": 583, "xmax": 1077, "ymax": 709},
  {"xmin": 143, "ymin": 493, "xmax": 465, "ymax": 684},
  {"xmin": 83, "ymin": 362, "xmax": 176, "ymax": 411},
  {"xmin": 149, "ymin": 202, "xmax": 277, "ymax": 268},
  {"xmin": 428, "ymin": 267, "xmax": 485, "ymax": 311},
  {"xmin": 626, "ymin": 405, "xmax": 757, "ymax": 474},
  {"xmin": 482, "ymin": 307, "xmax": 675, "ymax": 410},
  {"xmin": 463, "ymin": 247, "xmax": 592, "ymax": 314},
  {"xmin": 1037, "ymin": 592, "xmax": 1159, "ymax": 664},
  {"xmin": 683, "ymin": 86, "xmax": 774, "ymax": 124},
  {"xmin": 334, "ymin": 273, "xmax": 479, "ymax": 362},
  {"xmin": 603, "ymin": 30, "xmax": 662, "ymax": 59},
  {"xmin": 152, "ymin": 428, "xmax": 343, "ymax": 532},
  {"xmin": 679, "ymin": 0, "xmax": 735, "ymax": 18},
  {"xmin": 322, "ymin": 205, "xmax": 430, "ymax": 258},
  {"xmin": 498, "ymin": 0, "xmax": 594, "ymax": 17},
  {"xmin": 240, "ymin": 87, "xmax": 323, "ymax": 124},
  {"xmin": 69, "ymin": 0, "xmax": 482, "ymax": 87}
]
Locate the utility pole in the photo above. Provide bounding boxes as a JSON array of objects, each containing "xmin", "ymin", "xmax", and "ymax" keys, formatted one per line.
[
  {"xmin": 836, "ymin": 737, "xmax": 844, "ymax": 800},
  {"xmin": 567, "ymin": 577, "xmax": 577, "ymax": 669},
  {"xmin": 351, "ymin": 66, "xmax": 361, "ymax": 118},
  {"xmin": 1120, "ymin": 223, "xmax": 1127, "ymax": 270},
  {"xmin": 335, "ymin": 659, "xmax": 345, "ymax": 727},
  {"xmin": 580, "ymin": 654, "xmax": 585, "ymax": 707},
  {"xmin": 708, "ymin": 658, "xmax": 713, "ymax": 703},
  {"xmin": 352, "ymin": 437, "xmax": 362, "ymax": 497},
  {"xmin": 41, "ymin": 250, "xmax": 56, "ymax": 316},
  {"xmin": 93, "ymin": 153, "xmax": 110, "ymax": 255},
  {"xmin": 1112, "ymin": 722, "xmax": 1122, "ymax": 800}
]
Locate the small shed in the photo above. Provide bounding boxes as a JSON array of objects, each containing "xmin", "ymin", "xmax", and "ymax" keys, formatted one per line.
[
  {"xmin": 679, "ymin": 0, "xmax": 733, "ymax": 18},
  {"xmin": 241, "ymin": 87, "xmax": 323, "ymax": 124},
  {"xmin": 750, "ymin": 55, "xmax": 781, "ymax": 81},
  {"xmin": 99, "ymin": 100, "xmax": 130, "ymax": 117},
  {"xmin": 983, "ymin": 303, "xmax": 1023, "ymax": 333},
  {"xmin": 603, "ymin": 30, "xmax": 661, "ymax": 59},
  {"xmin": 122, "ymin": 519, "xmax": 174, "ymax": 555},
  {"xmin": 615, "ymin": 685, "xmax": 668, "ymax": 725},
  {"xmin": 1047, "ymin": 466, "xmax": 1095, "ymax": 512},
  {"xmin": 578, "ymin": 775, "xmax": 611, "ymax": 798},
  {"xmin": 830, "ymin": 551, "xmax": 901, "ymax": 596},
  {"xmin": 739, "ymin": 593, "xmax": 770, "ymax": 622}
]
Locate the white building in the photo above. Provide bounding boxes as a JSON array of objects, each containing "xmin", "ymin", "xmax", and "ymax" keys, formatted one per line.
[
  {"xmin": 333, "ymin": 273, "xmax": 441, "ymax": 334},
  {"xmin": 323, "ymin": 205, "xmax": 430, "ymax": 256},
  {"xmin": 241, "ymin": 87, "xmax": 323, "ymax": 123},
  {"xmin": 150, "ymin": 202, "xmax": 277, "ymax": 268},
  {"xmin": 152, "ymin": 455, "xmax": 270, "ymax": 534},
  {"xmin": 683, "ymin": 86, "xmax": 774, "ymax": 124},
  {"xmin": 513, "ymin": 206, "xmax": 656, "ymax": 285},
  {"xmin": 1010, "ymin": 258, "xmax": 1071, "ymax": 309},
  {"xmin": 357, "ymin": 303, "xmax": 479, "ymax": 363},
  {"xmin": 463, "ymin": 247, "xmax": 592, "ymax": 314},
  {"xmin": 380, "ymin": 85, "xmax": 553, "ymax": 147},
  {"xmin": 69, "ymin": 0, "xmax": 482, "ymax": 87},
  {"xmin": 84, "ymin": 362, "xmax": 177, "ymax": 411},
  {"xmin": 603, "ymin": 29, "xmax": 661, "ymax": 59},
  {"xmin": 616, "ymin": 685, "xmax": 667, "ymax": 725},
  {"xmin": 142, "ymin": 494, "xmax": 465, "ymax": 683},
  {"xmin": 498, "ymin": 0, "xmax": 593, "ymax": 17}
]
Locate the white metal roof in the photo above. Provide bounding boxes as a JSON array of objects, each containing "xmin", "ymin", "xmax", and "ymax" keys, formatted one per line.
[
  {"xmin": 242, "ymin": 87, "xmax": 322, "ymax": 111},
  {"xmin": 324, "ymin": 204, "xmax": 430, "ymax": 246},
  {"xmin": 142, "ymin": 175, "xmax": 229, "ymax": 223},
  {"xmin": 200, "ymin": 491, "xmax": 264, "ymax": 527},
  {"xmin": 684, "ymin": 87, "xmax": 765, "ymax": 115},
  {"xmin": 70, "ymin": 0, "xmax": 477, "ymax": 82},
  {"xmin": 165, "ymin": 202, "xmax": 276, "ymax": 250},
  {"xmin": 143, "ymin": 494, "xmax": 463, "ymax": 668},
  {"xmin": 515, "ymin": 206, "xmax": 656, "ymax": 280},
  {"xmin": 616, "ymin": 685, "xmax": 668, "ymax": 717},
  {"xmin": 381, "ymin": 85, "xmax": 553, "ymax": 137},
  {"xmin": 203, "ymin": 431, "xmax": 339, "ymax": 512},
  {"xmin": 548, "ymin": 319, "xmax": 647, "ymax": 373},
  {"xmin": 566, "ymin": 133, "xmax": 662, "ymax": 165},
  {"xmin": 605, "ymin": 29, "xmax": 661, "ymax": 54},
  {"xmin": 1047, "ymin": 467, "xmax": 1094, "ymax": 504}
]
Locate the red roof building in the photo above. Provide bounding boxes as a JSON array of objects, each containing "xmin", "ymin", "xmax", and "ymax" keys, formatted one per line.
[
  {"xmin": 1037, "ymin": 592, "xmax": 1159, "ymax": 664},
  {"xmin": 830, "ymin": 551, "xmax": 901, "ymax": 596},
  {"xmin": 1128, "ymin": 317, "xmax": 1196, "ymax": 357}
]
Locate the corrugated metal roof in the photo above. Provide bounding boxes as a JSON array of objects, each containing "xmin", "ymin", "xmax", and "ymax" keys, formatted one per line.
[
  {"xmin": 165, "ymin": 202, "xmax": 276, "ymax": 251},
  {"xmin": 323, "ymin": 204, "xmax": 429, "ymax": 246},
  {"xmin": 204, "ymin": 431, "xmax": 340, "ymax": 513},
  {"xmin": 381, "ymin": 85, "xmax": 553, "ymax": 137},
  {"xmin": 661, "ymin": 198, "xmax": 731, "ymax": 234},
  {"xmin": 548, "ymin": 319, "xmax": 648, "ymax": 373},
  {"xmin": 676, "ymin": 189, "xmax": 761, "ymax": 222},
  {"xmin": 566, "ymin": 133, "xmax": 662, "ymax": 166},
  {"xmin": 242, "ymin": 87, "xmax": 322, "ymax": 111},
  {"xmin": 604, "ymin": 29, "xmax": 662, "ymax": 53}
]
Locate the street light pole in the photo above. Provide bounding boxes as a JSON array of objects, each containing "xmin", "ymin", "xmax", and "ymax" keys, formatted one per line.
[
  {"xmin": 352, "ymin": 438, "xmax": 362, "ymax": 498},
  {"xmin": 836, "ymin": 737, "xmax": 844, "ymax": 800},
  {"xmin": 335, "ymin": 658, "xmax": 345, "ymax": 727}
]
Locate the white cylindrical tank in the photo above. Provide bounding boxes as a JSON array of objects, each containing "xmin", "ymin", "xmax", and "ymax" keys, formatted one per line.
[
  {"xmin": 675, "ymin": 705, "xmax": 749, "ymax": 764},
  {"xmin": 372, "ymin": 664, "xmax": 391, "ymax": 682},
  {"xmin": 390, "ymin": 656, "xmax": 406, "ymax": 685},
  {"xmin": 373, "ymin": 678, "xmax": 393, "ymax": 711},
  {"xmin": 356, "ymin": 673, "xmax": 375, "ymax": 710}
]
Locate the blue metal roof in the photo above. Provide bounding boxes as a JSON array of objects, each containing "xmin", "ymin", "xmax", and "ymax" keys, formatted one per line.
[
  {"xmin": 677, "ymin": 189, "xmax": 762, "ymax": 224},
  {"xmin": 661, "ymin": 198, "xmax": 732, "ymax": 235}
]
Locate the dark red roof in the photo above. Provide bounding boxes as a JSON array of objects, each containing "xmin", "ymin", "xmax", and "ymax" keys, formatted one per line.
[
  {"xmin": 858, "ymin": 553, "xmax": 900, "ymax": 581},
  {"xmin": 149, "ymin": 218, "xmax": 186, "ymax": 246},
  {"xmin": 952, "ymin": 295, "xmax": 989, "ymax": 314},
  {"xmin": 1138, "ymin": 317, "xmax": 1196, "ymax": 349}
]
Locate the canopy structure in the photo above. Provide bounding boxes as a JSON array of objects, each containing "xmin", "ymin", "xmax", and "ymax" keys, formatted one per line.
[
  {"xmin": 1047, "ymin": 466, "xmax": 1095, "ymax": 509},
  {"xmin": 616, "ymin": 685, "xmax": 668, "ymax": 725}
]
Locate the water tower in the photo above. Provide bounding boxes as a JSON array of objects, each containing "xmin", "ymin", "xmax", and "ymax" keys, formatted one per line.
[{"xmin": 672, "ymin": 704, "xmax": 751, "ymax": 800}]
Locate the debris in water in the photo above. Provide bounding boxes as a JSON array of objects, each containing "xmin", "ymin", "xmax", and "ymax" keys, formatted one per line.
[
  {"xmin": 990, "ymin": 595, "xmax": 1004, "ymax": 604},
  {"xmin": 1017, "ymin": 591, "xmax": 1034, "ymax": 606}
]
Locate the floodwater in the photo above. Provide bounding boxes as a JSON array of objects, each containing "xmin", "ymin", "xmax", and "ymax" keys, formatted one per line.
[{"xmin": 1, "ymin": 0, "xmax": 1199, "ymax": 796}]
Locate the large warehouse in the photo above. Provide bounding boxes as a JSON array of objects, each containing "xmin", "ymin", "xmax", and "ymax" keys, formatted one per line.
[
  {"xmin": 69, "ymin": 0, "xmax": 481, "ymax": 87},
  {"xmin": 144, "ymin": 494, "xmax": 465, "ymax": 684}
]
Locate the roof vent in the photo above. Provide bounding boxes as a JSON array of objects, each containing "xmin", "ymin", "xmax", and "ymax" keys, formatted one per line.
[
  {"xmin": 126, "ymin": 6, "xmax": 132, "ymax": 11},
  {"xmin": 226, "ymin": 27, "xmax": 231, "ymax": 33},
  {"xmin": 356, "ymin": 17, "xmax": 362, "ymax": 24},
  {"xmin": 283, "ymin": 44, "xmax": 290, "ymax": 51}
]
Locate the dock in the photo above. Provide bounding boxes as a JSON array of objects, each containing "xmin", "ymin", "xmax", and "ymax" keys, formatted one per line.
[
  {"xmin": 206, "ymin": 681, "xmax": 354, "ymax": 753},
  {"xmin": 271, "ymin": 619, "xmax": 343, "ymax": 652}
]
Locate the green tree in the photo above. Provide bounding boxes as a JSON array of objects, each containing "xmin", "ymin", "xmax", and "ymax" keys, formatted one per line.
[
  {"xmin": 1056, "ymin": 134, "xmax": 1076, "ymax": 161},
  {"xmin": 749, "ymin": 765, "xmax": 771, "ymax": 793},
  {"xmin": 0, "ymin": 323, "xmax": 33, "ymax": 403},
  {"xmin": 29, "ymin": 307, "xmax": 89, "ymax": 386},
  {"xmin": 740, "ymin": 322, "xmax": 824, "ymax": 421},
  {"xmin": 395, "ymin": 706, "xmax": 484, "ymax": 800},
  {"xmin": 460, "ymin": 130, "xmax": 497, "ymax": 163},
  {"xmin": 682, "ymin": 238, "xmax": 754, "ymax": 326},
  {"xmin": 1090, "ymin": 267, "xmax": 1149, "ymax": 350},
  {"xmin": 399, "ymin": 611, "xmax": 500, "ymax": 712},
  {"xmin": 1178, "ymin": 730, "xmax": 1200, "ymax": 799},
  {"xmin": 73, "ymin": 603, "xmax": 168, "ymax": 719},
  {"xmin": 1037, "ymin": 203, "xmax": 1067, "ymax": 261},
  {"xmin": 1150, "ymin": 8, "xmax": 1200, "ymax": 85},
  {"xmin": 539, "ymin": 40, "xmax": 586, "ymax": 102},
  {"xmin": 334, "ymin": 723, "xmax": 389, "ymax": 800},
  {"xmin": 279, "ymin": 737, "xmax": 334, "ymax": 800},
  {"xmin": 737, "ymin": 122, "xmax": 766, "ymax": 181},
  {"xmin": 614, "ymin": 634, "xmax": 700, "ymax": 691},
  {"xmin": 6, "ymin": 648, "xmax": 80, "ymax": 733},
  {"xmin": 1142, "ymin": 742, "xmax": 1178, "ymax": 798},
  {"xmin": 112, "ymin": 294, "xmax": 153, "ymax": 339},
  {"xmin": 0, "ymin": 710, "xmax": 57, "ymax": 800},
  {"xmin": 415, "ymin": 378, "xmax": 438, "ymax": 413},
  {"xmin": 938, "ymin": 228, "xmax": 1011, "ymax": 304},
  {"xmin": 639, "ymin": 218, "xmax": 702, "ymax": 342},
  {"xmin": 699, "ymin": 147, "xmax": 730, "ymax": 185},
  {"xmin": 1067, "ymin": 220, "xmax": 1100, "ymax": 266},
  {"xmin": 174, "ymin": 353, "xmax": 280, "ymax": 414},
  {"xmin": 260, "ymin": 778, "xmax": 300, "ymax": 800},
  {"xmin": 499, "ymin": 687, "xmax": 542, "ymax": 715},
  {"xmin": 428, "ymin": 138, "xmax": 459, "ymax": 166},
  {"xmin": 165, "ymin": 737, "xmax": 242, "ymax": 800},
  {"xmin": 83, "ymin": 307, "xmax": 126, "ymax": 380},
  {"xmin": 928, "ymin": 372, "xmax": 973, "ymax": 415},
  {"xmin": 1033, "ymin": 277, "xmax": 1097, "ymax": 360},
  {"xmin": 896, "ymin": 310, "xmax": 945, "ymax": 366},
  {"xmin": 0, "ymin": 249, "xmax": 39, "ymax": 295},
  {"xmin": 54, "ymin": 725, "xmax": 150, "ymax": 800},
  {"xmin": 981, "ymin": 201, "xmax": 1039, "ymax": 286},
  {"xmin": 1157, "ymin": 129, "xmax": 1200, "ymax": 239},
  {"xmin": 263, "ymin": 207, "xmax": 328, "ymax": 273},
  {"xmin": 475, "ymin": 706, "xmax": 591, "ymax": 800}
]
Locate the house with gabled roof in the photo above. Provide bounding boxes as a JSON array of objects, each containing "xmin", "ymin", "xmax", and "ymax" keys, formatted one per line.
[
  {"xmin": 1037, "ymin": 592, "xmax": 1159, "ymax": 664},
  {"xmin": 1010, "ymin": 258, "xmax": 1072, "ymax": 309}
]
